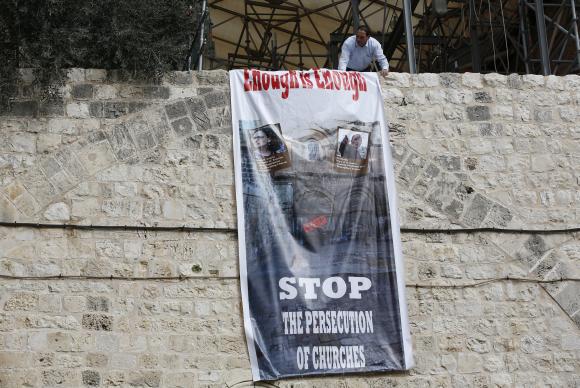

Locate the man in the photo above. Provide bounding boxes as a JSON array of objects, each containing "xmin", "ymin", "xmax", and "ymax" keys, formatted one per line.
[
  {"xmin": 338, "ymin": 26, "xmax": 389, "ymax": 77},
  {"xmin": 342, "ymin": 134, "xmax": 366, "ymax": 160}
]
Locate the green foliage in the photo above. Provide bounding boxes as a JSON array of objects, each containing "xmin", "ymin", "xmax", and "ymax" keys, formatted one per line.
[{"xmin": 1, "ymin": 0, "xmax": 198, "ymax": 97}]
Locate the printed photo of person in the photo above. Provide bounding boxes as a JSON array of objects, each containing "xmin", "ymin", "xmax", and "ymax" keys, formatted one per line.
[
  {"xmin": 248, "ymin": 123, "xmax": 291, "ymax": 172},
  {"xmin": 335, "ymin": 128, "xmax": 370, "ymax": 174},
  {"xmin": 252, "ymin": 126, "xmax": 287, "ymax": 159}
]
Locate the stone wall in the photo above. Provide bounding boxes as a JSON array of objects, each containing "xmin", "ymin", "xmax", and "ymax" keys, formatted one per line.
[{"xmin": 0, "ymin": 70, "xmax": 578, "ymax": 387}]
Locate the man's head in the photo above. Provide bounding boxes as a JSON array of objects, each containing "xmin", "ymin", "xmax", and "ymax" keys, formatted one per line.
[
  {"xmin": 355, "ymin": 26, "xmax": 371, "ymax": 47},
  {"xmin": 351, "ymin": 134, "xmax": 362, "ymax": 148}
]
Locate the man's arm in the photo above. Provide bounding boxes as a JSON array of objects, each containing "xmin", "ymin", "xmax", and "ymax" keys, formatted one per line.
[
  {"xmin": 371, "ymin": 38, "xmax": 389, "ymax": 72},
  {"xmin": 368, "ymin": 39, "xmax": 388, "ymax": 77},
  {"xmin": 338, "ymin": 38, "xmax": 352, "ymax": 71}
]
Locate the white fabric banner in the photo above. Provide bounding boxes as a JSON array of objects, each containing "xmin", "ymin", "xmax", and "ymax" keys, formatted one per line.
[{"xmin": 230, "ymin": 69, "xmax": 413, "ymax": 381}]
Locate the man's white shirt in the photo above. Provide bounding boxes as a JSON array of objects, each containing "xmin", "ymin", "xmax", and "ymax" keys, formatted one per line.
[{"xmin": 338, "ymin": 35, "xmax": 389, "ymax": 71}]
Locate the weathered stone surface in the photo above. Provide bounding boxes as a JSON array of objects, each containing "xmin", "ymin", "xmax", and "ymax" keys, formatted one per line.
[
  {"xmin": 71, "ymin": 84, "xmax": 94, "ymax": 100},
  {"xmin": 43, "ymin": 202, "xmax": 71, "ymax": 221},
  {"xmin": 462, "ymin": 194, "xmax": 494, "ymax": 227},
  {"xmin": 82, "ymin": 314, "xmax": 113, "ymax": 331},
  {"xmin": 467, "ymin": 105, "xmax": 491, "ymax": 121},
  {"xmin": 171, "ymin": 117, "xmax": 194, "ymax": 137},
  {"xmin": 9, "ymin": 101, "xmax": 39, "ymax": 117},
  {"xmin": 164, "ymin": 101, "xmax": 188, "ymax": 119},
  {"xmin": 0, "ymin": 71, "xmax": 579, "ymax": 387}
]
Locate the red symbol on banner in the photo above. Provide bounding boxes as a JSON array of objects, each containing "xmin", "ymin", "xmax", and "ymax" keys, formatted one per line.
[{"xmin": 303, "ymin": 216, "xmax": 328, "ymax": 233}]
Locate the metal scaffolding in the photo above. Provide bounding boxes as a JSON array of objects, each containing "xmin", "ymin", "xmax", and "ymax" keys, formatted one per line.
[{"xmin": 195, "ymin": 0, "xmax": 580, "ymax": 75}]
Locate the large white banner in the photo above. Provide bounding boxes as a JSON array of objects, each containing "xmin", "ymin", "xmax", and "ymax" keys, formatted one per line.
[{"xmin": 230, "ymin": 69, "xmax": 413, "ymax": 381}]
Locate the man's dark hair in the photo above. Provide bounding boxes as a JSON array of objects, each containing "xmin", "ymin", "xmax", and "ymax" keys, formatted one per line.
[{"xmin": 357, "ymin": 26, "xmax": 372, "ymax": 36}]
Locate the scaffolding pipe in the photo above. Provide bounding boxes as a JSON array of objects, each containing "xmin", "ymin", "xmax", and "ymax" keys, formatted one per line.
[
  {"xmin": 352, "ymin": 0, "xmax": 360, "ymax": 32},
  {"xmin": 534, "ymin": 0, "xmax": 551, "ymax": 74},
  {"xmin": 198, "ymin": 0, "xmax": 207, "ymax": 70},
  {"xmin": 518, "ymin": 0, "xmax": 531, "ymax": 73},
  {"xmin": 403, "ymin": 0, "xmax": 417, "ymax": 73},
  {"xmin": 468, "ymin": 0, "xmax": 481, "ymax": 72},
  {"xmin": 570, "ymin": 0, "xmax": 580, "ymax": 69}
]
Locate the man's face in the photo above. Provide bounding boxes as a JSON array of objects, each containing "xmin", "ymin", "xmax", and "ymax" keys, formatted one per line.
[
  {"xmin": 355, "ymin": 30, "xmax": 369, "ymax": 47},
  {"xmin": 351, "ymin": 135, "xmax": 362, "ymax": 148},
  {"xmin": 253, "ymin": 130, "xmax": 267, "ymax": 147}
]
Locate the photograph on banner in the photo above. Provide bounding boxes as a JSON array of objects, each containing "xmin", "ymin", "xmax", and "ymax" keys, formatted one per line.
[
  {"xmin": 335, "ymin": 127, "xmax": 370, "ymax": 174},
  {"xmin": 249, "ymin": 123, "xmax": 291, "ymax": 173},
  {"xmin": 230, "ymin": 69, "xmax": 413, "ymax": 381}
]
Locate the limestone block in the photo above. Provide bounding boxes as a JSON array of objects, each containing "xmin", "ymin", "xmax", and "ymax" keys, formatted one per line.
[
  {"xmin": 85, "ymin": 69, "xmax": 107, "ymax": 81},
  {"xmin": 546, "ymin": 75, "xmax": 566, "ymax": 90},
  {"xmin": 531, "ymin": 154, "xmax": 555, "ymax": 172},
  {"xmin": 412, "ymin": 73, "xmax": 440, "ymax": 87},
  {"xmin": 443, "ymin": 106, "xmax": 465, "ymax": 121},
  {"xmin": 71, "ymin": 198, "xmax": 100, "ymax": 218},
  {"xmin": 82, "ymin": 314, "xmax": 113, "ymax": 331},
  {"xmin": 76, "ymin": 141, "xmax": 117, "ymax": 175},
  {"xmin": 462, "ymin": 73, "xmax": 483, "ymax": 88},
  {"xmin": 142, "ymin": 86, "xmax": 170, "ymax": 100},
  {"xmin": 467, "ymin": 105, "xmax": 491, "ymax": 121},
  {"xmin": 67, "ymin": 68, "xmax": 86, "ymax": 82},
  {"xmin": 474, "ymin": 91, "xmax": 492, "ymax": 103},
  {"xmin": 382, "ymin": 88, "xmax": 404, "ymax": 105},
  {"xmin": 43, "ymin": 202, "xmax": 71, "ymax": 221},
  {"xmin": 66, "ymin": 102, "xmax": 90, "ymax": 118},
  {"xmin": 163, "ymin": 71, "xmax": 193, "ymax": 86},
  {"xmin": 483, "ymin": 73, "xmax": 507, "ymax": 86},
  {"xmin": 71, "ymin": 84, "xmax": 94, "ymax": 100},
  {"xmin": 3, "ymin": 292, "xmax": 38, "ymax": 310},
  {"xmin": 462, "ymin": 194, "xmax": 493, "ymax": 227},
  {"xmin": 111, "ymin": 353, "xmax": 138, "ymax": 369},
  {"xmin": 162, "ymin": 200, "xmax": 185, "ymax": 220},
  {"xmin": 439, "ymin": 73, "xmax": 462, "ymax": 88},
  {"xmin": 82, "ymin": 370, "xmax": 101, "ymax": 386},
  {"xmin": 8, "ymin": 132, "xmax": 36, "ymax": 153},
  {"xmin": 39, "ymin": 294, "xmax": 62, "ymax": 313},
  {"xmin": 384, "ymin": 72, "xmax": 411, "ymax": 87},
  {"xmin": 94, "ymin": 84, "xmax": 118, "ymax": 100}
]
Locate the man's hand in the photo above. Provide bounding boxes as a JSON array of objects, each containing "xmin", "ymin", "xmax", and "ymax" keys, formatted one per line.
[{"xmin": 380, "ymin": 69, "xmax": 389, "ymax": 78}]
